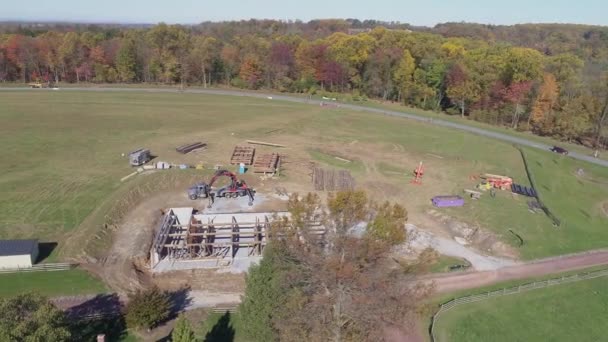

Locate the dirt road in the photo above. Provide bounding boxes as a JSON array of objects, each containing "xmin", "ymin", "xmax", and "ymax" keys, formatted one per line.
[{"xmin": 428, "ymin": 249, "xmax": 608, "ymax": 293}]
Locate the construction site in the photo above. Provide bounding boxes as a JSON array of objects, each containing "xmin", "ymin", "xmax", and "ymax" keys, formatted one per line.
[
  {"xmin": 149, "ymin": 209, "xmax": 287, "ymax": 272},
  {"xmin": 107, "ymin": 134, "xmax": 534, "ymax": 288}
]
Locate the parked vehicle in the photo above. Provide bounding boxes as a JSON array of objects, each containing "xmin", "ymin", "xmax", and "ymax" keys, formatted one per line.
[
  {"xmin": 129, "ymin": 148, "xmax": 151, "ymax": 166},
  {"xmin": 188, "ymin": 169, "xmax": 255, "ymax": 207},
  {"xmin": 550, "ymin": 146, "xmax": 569, "ymax": 155}
]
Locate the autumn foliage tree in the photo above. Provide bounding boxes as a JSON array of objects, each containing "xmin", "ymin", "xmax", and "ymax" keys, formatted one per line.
[
  {"xmin": 1, "ymin": 20, "xmax": 608, "ymax": 147},
  {"xmin": 246, "ymin": 191, "xmax": 431, "ymax": 342},
  {"xmin": 239, "ymin": 55, "xmax": 263, "ymax": 89},
  {"xmin": 531, "ymin": 73, "xmax": 560, "ymax": 133},
  {"xmin": 446, "ymin": 63, "xmax": 480, "ymax": 117}
]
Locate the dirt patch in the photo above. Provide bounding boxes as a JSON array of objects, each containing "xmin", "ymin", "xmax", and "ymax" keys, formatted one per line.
[
  {"xmin": 425, "ymin": 209, "xmax": 519, "ymax": 259},
  {"xmin": 95, "ymin": 183, "xmax": 288, "ymax": 294},
  {"xmin": 152, "ymin": 269, "xmax": 246, "ymax": 293},
  {"xmin": 601, "ymin": 201, "xmax": 608, "ymax": 218}
]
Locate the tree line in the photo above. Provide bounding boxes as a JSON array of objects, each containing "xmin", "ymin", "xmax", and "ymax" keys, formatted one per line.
[{"xmin": 1, "ymin": 20, "xmax": 607, "ymax": 147}]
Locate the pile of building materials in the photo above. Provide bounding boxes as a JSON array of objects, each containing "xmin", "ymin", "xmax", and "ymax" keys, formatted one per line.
[
  {"xmin": 230, "ymin": 146, "xmax": 255, "ymax": 165},
  {"xmin": 246, "ymin": 140, "xmax": 285, "ymax": 148},
  {"xmin": 312, "ymin": 167, "xmax": 355, "ymax": 191},
  {"xmin": 431, "ymin": 195, "xmax": 465, "ymax": 207},
  {"xmin": 511, "ymin": 184, "xmax": 537, "ymax": 197},
  {"xmin": 479, "ymin": 174, "xmax": 513, "ymax": 190},
  {"xmin": 176, "ymin": 142, "xmax": 207, "ymax": 154},
  {"xmin": 253, "ymin": 153, "xmax": 280, "ymax": 174},
  {"xmin": 527, "ymin": 200, "xmax": 542, "ymax": 213},
  {"xmin": 464, "ymin": 189, "xmax": 482, "ymax": 200}
]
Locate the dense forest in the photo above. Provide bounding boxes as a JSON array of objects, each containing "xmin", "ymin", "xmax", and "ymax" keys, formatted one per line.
[{"xmin": 1, "ymin": 19, "xmax": 607, "ymax": 147}]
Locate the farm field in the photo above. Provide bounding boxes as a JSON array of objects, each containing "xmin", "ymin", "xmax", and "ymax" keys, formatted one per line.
[
  {"xmin": 6, "ymin": 83, "xmax": 606, "ymax": 163},
  {"xmin": 0, "ymin": 269, "xmax": 107, "ymax": 297},
  {"xmin": 0, "ymin": 90, "xmax": 606, "ymax": 264},
  {"xmin": 434, "ymin": 275, "xmax": 608, "ymax": 342}
]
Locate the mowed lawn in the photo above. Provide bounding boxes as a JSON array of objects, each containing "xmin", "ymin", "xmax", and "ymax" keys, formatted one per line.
[
  {"xmin": 0, "ymin": 90, "xmax": 606, "ymax": 261},
  {"xmin": 515, "ymin": 148, "xmax": 608, "ymax": 258},
  {"xmin": 0, "ymin": 269, "xmax": 107, "ymax": 297},
  {"xmin": 435, "ymin": 276, "xmax": 608, "ymax": 342}
]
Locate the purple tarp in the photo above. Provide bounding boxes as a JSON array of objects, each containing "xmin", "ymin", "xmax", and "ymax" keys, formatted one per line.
[{"xmin": 432, "ymin": 195, "xmax": 465, "ymax": 207}]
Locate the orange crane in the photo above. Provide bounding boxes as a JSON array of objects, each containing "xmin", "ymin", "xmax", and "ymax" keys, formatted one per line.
[{"xmin": 411, "ymin": 161, "xmax": 424, "ymax": 185}]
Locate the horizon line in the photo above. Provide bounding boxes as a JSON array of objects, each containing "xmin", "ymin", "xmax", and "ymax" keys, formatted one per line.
[{"xmin": 0, "ymin": 18, "xmax": 606, "ymax": 29}]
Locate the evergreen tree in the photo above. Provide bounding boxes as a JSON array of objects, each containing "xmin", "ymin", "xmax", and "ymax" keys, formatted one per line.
[
  {"xmin": 239, "ymin": 244, "xmax": 283, "ymax": 342},
  {"xmin": 125, "ymin": 287, "xmax": 171, "ymax": 331},
  {"xmin": 171, "ymin": 314, "xmax": 196, "ymax": 342}
]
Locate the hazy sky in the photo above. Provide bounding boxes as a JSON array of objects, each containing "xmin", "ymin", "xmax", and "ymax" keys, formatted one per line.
[{"xmin": 1, "ymin": 0, "xmax": 607, "ymax": 26}]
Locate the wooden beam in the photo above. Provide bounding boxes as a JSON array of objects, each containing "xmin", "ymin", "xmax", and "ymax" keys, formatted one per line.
[{"xmin": 246, "ymin": 140, "xmax": 286, "ymax": 148}]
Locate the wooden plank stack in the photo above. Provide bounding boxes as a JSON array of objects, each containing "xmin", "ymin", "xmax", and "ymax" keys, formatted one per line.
[
  {"xmin": 312, "ymin": 167, "xmax": 355, "ymax": 191},
  {"xmin": 253, "ymin": 153, "xmax": 280, "ymax": 173},
  {"xmin": 176, "ymin": 142, "xmax": 207, "ymax": 154},
  {"xmin": 230, "ymin": 146, "xmax": 256, "ymax": 165}
]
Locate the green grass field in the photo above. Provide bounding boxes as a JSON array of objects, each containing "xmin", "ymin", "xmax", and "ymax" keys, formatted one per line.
[
  {"xmin": 434, "ymin": 275, "xmax": 608, "ymax": 342},
  {"xmin": 0, "ymin": 269, "xmax": 107, "ymax": 297},
  {"xmin": 0, "ymin": 90, "xmax": 606, "ymax": 263}
]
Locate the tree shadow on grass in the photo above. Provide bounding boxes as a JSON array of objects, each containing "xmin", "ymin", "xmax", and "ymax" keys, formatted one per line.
[
  {"xmin": 70, "ymin": 315, "xmax": 128, "ymax": 342},
  {"xmin": 204, "ymin": 312, "xmax": 235, "ymax": 342},
  {"xmin": 167, "ymin": 287, "xmax": 193, "ymax": 319},
  {"xmin": 66, "ymin": 294, "xmax": 127, "ymax": 342}
]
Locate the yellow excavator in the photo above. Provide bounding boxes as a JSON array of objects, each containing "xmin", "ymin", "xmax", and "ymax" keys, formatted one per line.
[{"xmin": 27, "ymin": 79, "xmax": 52, "ymax": 88}]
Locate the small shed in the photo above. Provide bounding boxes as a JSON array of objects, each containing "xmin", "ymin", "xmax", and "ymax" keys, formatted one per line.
[
  {"xmin": 432, "ymin": 196, "xmax": 465, "ymax": 208},
  {"xmin": 0, "ymin": 239, "xmax": 39, "ymax": 269}
]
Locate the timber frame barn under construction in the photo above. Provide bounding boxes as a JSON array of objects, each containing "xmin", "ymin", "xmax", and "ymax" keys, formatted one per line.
[{"xmin": 150, "ymin": 208, "xmax": 294, "ymax": 272}]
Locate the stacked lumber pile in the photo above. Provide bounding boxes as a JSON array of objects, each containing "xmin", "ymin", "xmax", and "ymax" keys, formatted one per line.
[
  {"xmin": 253, "ymin": 153, "xmax": 280, "ymax": 173},
  {"xmin": 230, "ymin": 146, "xmax": 255, "ymax": 165},
  {"xmin": 176, "ymin": 142, "xmax": 207, "ymax": 154},
  {"xmin": 313, "ymin": 167, "xmax": 355, "ymax": 191}
]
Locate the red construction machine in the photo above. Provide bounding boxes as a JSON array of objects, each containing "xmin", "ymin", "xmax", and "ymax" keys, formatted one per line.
[{"xmin": 188, "ymin": 169, "xmax": 255, "ymax": 207}]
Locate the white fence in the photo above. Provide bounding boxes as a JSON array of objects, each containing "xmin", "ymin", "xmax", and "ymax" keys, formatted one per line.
[
  {"xmin": 430, "ymin": 268, "xmax": 608, "ymax": 342},
  {"xmin": 0, "ymin": 262, "xmax": 76, "ymax": 274}
]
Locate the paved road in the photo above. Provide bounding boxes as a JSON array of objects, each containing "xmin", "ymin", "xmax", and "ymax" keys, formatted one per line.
[
  {"xmin": 2, "ymin": 86, "xmax": 607, "ymax": 168},
  {"xmin": 426, "ymin": 249, "xmax": 608, "ymax": 293}
]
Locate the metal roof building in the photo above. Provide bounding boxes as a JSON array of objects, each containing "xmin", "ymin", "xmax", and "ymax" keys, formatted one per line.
[{"xmin": 0, "ymin": 239, "xmax": 39, "ymax": 269}]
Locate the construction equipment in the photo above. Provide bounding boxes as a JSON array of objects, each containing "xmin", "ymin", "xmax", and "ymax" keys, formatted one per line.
[
  {"xmin": 188, "ymin": 169, "xmax": 255, "ymax": 207},
  {"xmin": 480, "ymin": 173, "xmax": 513, "ymax": 190},
  {"xmin": 477, "ymin": 181, "xmax": 492, "ymax": 191},
  {"xmin": 28, "ymin": 79, "xmax": 52, "ymax": 88},
  {"xmin": 410, "ymin": 161, "xmax": 424, "ymax": 185},
  {"xmin": 129, "ymin": 148, "xmax": 151, "ymax": 166}
]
